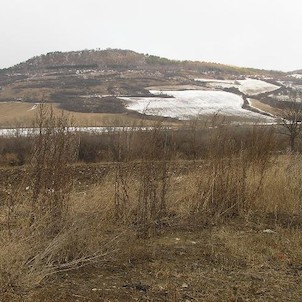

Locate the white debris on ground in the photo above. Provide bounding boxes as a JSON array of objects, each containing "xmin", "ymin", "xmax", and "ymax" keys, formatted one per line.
[
  {"xmin": 263, "ymin": 229, "xmax": 277, "ymax": 234},
  {"xmin": 27, "ymin": 104, "xmax": 39, "ymax": 111}
]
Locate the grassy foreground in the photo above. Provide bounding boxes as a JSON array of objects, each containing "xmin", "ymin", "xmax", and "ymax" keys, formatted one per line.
[{"xmin": 1, "ymin": 108, "xmax": 302, "ymax": 301}]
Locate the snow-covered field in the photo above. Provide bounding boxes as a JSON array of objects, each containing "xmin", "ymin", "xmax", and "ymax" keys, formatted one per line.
[
  {"xmin": 195, "ymin": 78, "xmax": 280, "ymax": 96},
  {"xmin": 121, "ymin": 90, "xmax": 272, "ymax": 120},
  {"xmin": 238, "ymin": 79, "xmax": 280, "ymax": 95}
]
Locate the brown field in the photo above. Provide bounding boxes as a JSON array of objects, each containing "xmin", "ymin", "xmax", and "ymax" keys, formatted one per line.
[
  {"xmin": 146, "ymin": 84, "xmax": 204, "ymax": 91},
  {"xmin": 249, "ymin": 99, "xmax": 282, "ymax": 116},
  {"xmin": 0, "ymin": 101, "xmax": 269, "ymax": 129},
  {"xmin": 0, "ymin": 102, "xmax": 178, "ymax": 127},
  {"xmin": 0, "ymin": 102, "xmax": 37, "ymax": 127}
]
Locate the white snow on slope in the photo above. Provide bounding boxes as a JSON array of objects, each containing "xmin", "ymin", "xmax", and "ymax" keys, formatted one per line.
[
  {"xmin": 195, "ymin": 78, "xmax": 280, "ymax": 96},
  {"xmin": 238, "ymin": 79, "xmax": 280, "ymax": 95},
  {"xmin": 121, "ymin": 90, "xmax": 272, "ymax": 120},
  {"xmin": 290, "ymin": 74, "xmax": 302, "ymax": 79}
]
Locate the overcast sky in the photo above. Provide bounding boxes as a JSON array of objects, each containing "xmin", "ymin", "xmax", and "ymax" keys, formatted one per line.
[{"xmin": 1, "ymin": 0, "xmax": 301, "ymax": 71}]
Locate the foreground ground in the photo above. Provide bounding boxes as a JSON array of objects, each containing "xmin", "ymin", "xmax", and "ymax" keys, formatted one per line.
[
  {"xmin": 2, "ymin": 161, "xmax": 302, "ymax": 302},
  {"xmin": 1, "ymin": 141, "xmax": 302, "ymax": 301},
  {"xmin": 4, "ymin": 221, "xmax": 302, "ymax": 302}
]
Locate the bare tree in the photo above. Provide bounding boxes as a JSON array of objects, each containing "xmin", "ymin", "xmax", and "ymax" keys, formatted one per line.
[{"xmin": 280, "ymin": 92, "xmax": 302, "ymax": 152}]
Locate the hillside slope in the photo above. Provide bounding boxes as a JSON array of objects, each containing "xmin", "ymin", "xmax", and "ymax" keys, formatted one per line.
[
  {"xmin": 2, "ymin": 49, "xmax": 280, "ymax": 76},
  {"xmin": 0, "ymin": 49, "xmax": 296, "ymax": 122}
]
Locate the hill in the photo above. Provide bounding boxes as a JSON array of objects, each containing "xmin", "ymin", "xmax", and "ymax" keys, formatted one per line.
[
  {"xmin": 0, "ymin": 49, "xmax": 299, "ymax": 124},
  {"xmin": 2, "ymin": 48, "xmax": 281, "ymax": 76}
]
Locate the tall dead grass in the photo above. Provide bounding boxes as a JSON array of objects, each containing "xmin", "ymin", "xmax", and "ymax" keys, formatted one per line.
[
  {"xmin": 2, "ymin": 114, "xmax": 302, "ymax": 296},
  {"xmin": 113, "ymin": 122, "xmax": 171, "ymax": 238},
  {"xmin": 111, "ymin": 123, "xmax": 280, "ymax": 229},
  {"xmin": 0, "ymin": 106, "xmax": 121, "ymax": 295}
]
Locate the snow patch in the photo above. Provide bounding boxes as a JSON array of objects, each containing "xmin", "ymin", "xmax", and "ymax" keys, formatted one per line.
[
  {"xmin": 238, "ymin": 79, "xmax": 280, "ymax": 95},
  {"xmin": 195, "ymin": 78, "xmax": 280, "ymax": 96},
  {"xmin": 0, "ymin": 126, "xmax": 156, "ymax": 137},
  {"xmin": 121, "ymin": 90, "xmax": 273, "ymax": 120},
  {"xmin": 290, "ymin": 74, "xmax": 302, "ymax": 79}
]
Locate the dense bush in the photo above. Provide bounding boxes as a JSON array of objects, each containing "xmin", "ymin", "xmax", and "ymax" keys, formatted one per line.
[{"xmin": 0, "ymin": 123, "xmax": 290, "ymax": 166}]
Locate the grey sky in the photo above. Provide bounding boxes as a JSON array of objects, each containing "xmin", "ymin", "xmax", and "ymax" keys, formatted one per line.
[{"xmin": 1, "ymin": 0, "xmax": 301, "ymax": 71}]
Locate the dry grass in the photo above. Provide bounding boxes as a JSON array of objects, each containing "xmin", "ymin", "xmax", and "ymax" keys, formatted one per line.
[
  {"xmin": 20, "ymin": 223, "xmax": 302, "ymax": 301},
  {"xmin": 2, "ymin": 155, "xmax": 302, "ymax": 300},
  {"xmin": 0, "ymin": 102, "xmax": 36, "ymax": 127},
  {"xmin": 1, "ymin": 114, "xmax": 302, "ymax": 301},
  {"xmin": 0, "ymin": 102, "xmax": 177, "ymax": 127},
  {"xmin": 249, "ymin": 98, "xmax": 282, "ymax": 116},
  {"xmin": 0, "ymin": 107, "xmax": 122, "ymax": 295}
]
